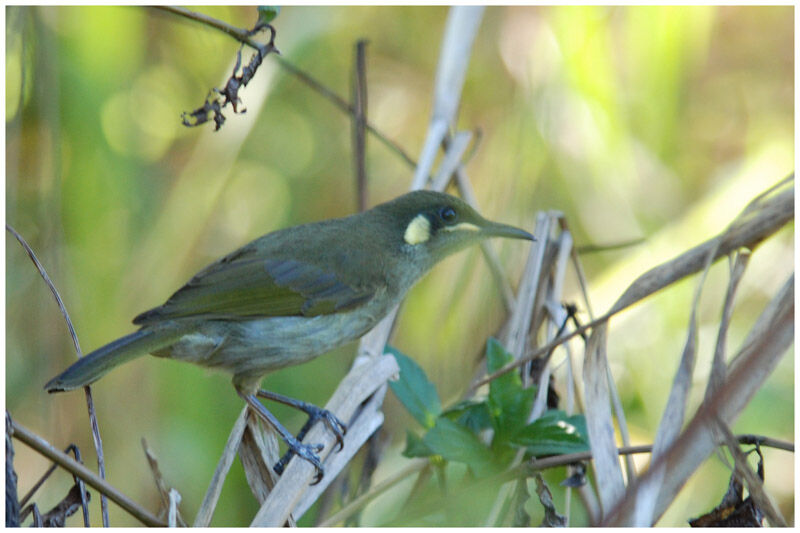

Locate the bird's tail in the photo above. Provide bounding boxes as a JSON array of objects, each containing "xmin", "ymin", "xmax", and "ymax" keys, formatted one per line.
[{"xmin": 45, "ymin": 327, "xmax": 185, "ymax": 392}]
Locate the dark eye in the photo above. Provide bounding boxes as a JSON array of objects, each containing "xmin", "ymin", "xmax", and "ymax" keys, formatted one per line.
[{"xmin": 439, "ymin": 206, "xmax": 457, "ymax": 223}]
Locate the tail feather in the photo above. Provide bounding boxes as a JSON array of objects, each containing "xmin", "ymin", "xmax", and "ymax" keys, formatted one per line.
[{"xmin": 45, "ymin": 327, "xmax": 184, "ymax": 392}]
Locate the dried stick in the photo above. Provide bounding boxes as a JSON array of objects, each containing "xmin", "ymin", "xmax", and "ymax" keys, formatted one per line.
[
  {"xmin": 193, "ymin": 407, "xmax": 248, "ymax": 526},
  {"xmin": 9, "ymin": 417, "xmax": 164, "ymax": 527}
]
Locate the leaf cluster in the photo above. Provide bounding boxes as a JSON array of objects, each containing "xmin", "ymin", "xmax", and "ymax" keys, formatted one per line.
[{"xmin": 388, "ymin": 338, "xmax": 588, "ymax": 480}]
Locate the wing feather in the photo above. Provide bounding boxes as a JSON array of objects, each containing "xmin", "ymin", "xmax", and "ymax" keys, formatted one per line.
[{"xmin": 133, "ymin": 253, "xmax": 374, "ymax": 325}]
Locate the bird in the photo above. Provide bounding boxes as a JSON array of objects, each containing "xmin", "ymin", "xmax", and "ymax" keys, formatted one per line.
[{"xmin": 45, "ymin": 190, "xmax": 533, "ymax": 481}]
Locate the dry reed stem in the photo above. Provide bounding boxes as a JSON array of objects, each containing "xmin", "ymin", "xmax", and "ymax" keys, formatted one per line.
[
  {"xmin": 583, "ymin": 324, "xmax": 626, "ymax": 513},
  {"xmin": 431, "ymin": 130, "xmax": 472, "ymax": 190},
  {"xmin": 593, "ymin": 177, "xmax": 793, "ymax": 523},
  {"xmin": 193, "ymin": 407, "xmax": 248, "ymax": 526},
  {"xmin": 705, "ymin": 251, "xmax": 750, "ymax": 402},
  {"xmin": 238, "ymin": 412, "xmax": 281, "ymax": 504},
  {"xmin": 610, "ymin": 178, "xmax": 792, "ymax": 315},
  {"xmin": 603, "ymin": 274, "xmax": 793, "ymax": 525},
  {"xmin": 471, "ymin": 179, "xmax": 792, "ymax": 392},
  {"xmin": 411, "ymin": 7, "xmax": 484, "ymax": 190}
]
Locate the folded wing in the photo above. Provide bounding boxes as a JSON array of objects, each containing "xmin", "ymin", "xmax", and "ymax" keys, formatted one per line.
[{"xmin": 133, "ymin": 248, "xmax": 374, "ymax": 324}]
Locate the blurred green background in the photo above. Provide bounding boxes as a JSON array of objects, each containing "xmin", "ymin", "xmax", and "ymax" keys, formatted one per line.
[{"xmin": 6, "ymin": 6, "xmax": 793, "ymax": 526}]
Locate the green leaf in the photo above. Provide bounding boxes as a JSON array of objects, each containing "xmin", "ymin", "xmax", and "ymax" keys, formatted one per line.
[
  {"xmin": 387, "ymin": 346, "xmax": 442, "ymax": 428},
  {"xmin": 486, "ymin": 337, "xmax": 512, "ymax": 373},
  {"xmin": 257, "ymin": 6, "xmax": 280, "ymax": 25},
  {"xmin": 511, "ymin": 412, "xmax": 590, "ymax": 456},
  {"xmin": 442, "ymin": 399, "xmax": 493, "ymax": 433},
  {"xmin": 423, "ymin": 418, "xmax": 496, "ymax": 478},
  {"xmin": 486, "ymin": 338, "xmax": 536, "ymax": 444},
  {"xmin": 402, "ymin": 430, "xmax": 434, "ymax": 458}
]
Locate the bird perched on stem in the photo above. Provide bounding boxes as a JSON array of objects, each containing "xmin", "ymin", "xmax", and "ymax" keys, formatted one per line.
[{"xmin": 45, "ymin": 190, "xmax": 533, "ymax": 481}]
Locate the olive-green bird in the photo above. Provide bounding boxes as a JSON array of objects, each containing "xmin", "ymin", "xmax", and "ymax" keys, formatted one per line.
[{"xmin": 45, "ymin": 190, "xmax": 533, "ymax": 480}]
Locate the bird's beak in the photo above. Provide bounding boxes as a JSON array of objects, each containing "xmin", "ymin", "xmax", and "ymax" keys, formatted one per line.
[{"xmin": 481, "ymin": 221, "xmax": 535, "ymax": 241}]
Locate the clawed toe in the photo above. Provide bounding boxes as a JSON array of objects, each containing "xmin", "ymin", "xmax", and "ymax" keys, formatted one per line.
[
  {"xmin": 273, "ymin": 438, "xmax": 324, "ymax": 482},
  {"xmin": 318, "ymin": 410, "xmax": 347, "ymax": 451}
]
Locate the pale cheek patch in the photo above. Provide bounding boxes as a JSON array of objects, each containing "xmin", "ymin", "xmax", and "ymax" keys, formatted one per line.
[
  {"xmin": 441, "ymin": 222, "xmax": 480, "ymax": 233},
  {"xmin": 404, "ymin": 214, "xmax": 431, "ymax": 244}
]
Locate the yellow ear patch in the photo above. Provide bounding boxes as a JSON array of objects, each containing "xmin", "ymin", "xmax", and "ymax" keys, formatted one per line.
[
  {"xmin": 404, "ymin": 214, "xmax": 431, "ymax": 245},
  {"xmin": 441, "ymin": 222, "xmax": 480, "ymax": 233}
]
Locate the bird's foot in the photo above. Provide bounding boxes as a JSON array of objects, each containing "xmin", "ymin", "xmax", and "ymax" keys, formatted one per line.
[
  {"xmin": 273, "ymin": 406, "xmax": 346, "ymax": 481},
  {"xmin": 238, "ymin": 389, "xmax": 329, "ymax": 484},
  {"xmin": 296, "ymin": 404, "xmax": 348, "ymax": 451},
  {"xmin": 255, "ymin": 389, "xmax": 347, "ymax": 450},
  {"xmin": 273, "ymin": 437, "xmax": 324, "ymax": 484}
]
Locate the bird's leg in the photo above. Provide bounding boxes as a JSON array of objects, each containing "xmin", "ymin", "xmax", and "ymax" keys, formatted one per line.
[
  {"xmin": 237, "ymin": 390, "xmax": 325, "ymax": 484},
  {"xmin": 257, "ymin": 390, "xmax": 347, "ymax": 448},
  {"xmin": 257, "ymin": 389, "xmax": 347, "ymax": 475}
]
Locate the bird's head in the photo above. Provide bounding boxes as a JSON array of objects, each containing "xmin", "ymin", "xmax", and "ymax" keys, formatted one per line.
[{"xmin": 372, "ymin": 190, "xmax": 534, "ymax": 266}]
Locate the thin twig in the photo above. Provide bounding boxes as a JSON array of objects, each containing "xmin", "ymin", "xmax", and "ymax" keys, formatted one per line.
[
  {"xmin": 6, "ymin": 224, "xmax": 110, "ymax": 526},
  {"xmin": 352, "ymin": 39, "xmax": 369, "ymax": 212},
  {"xmin": 153, "ymin": 6, "xmax": 267, "ymax": 52},
  {"xmin": 6, "ymin": 225, "xmax": 80, "ymax": 353},
  {"xmin": 152, "ymin": 6, "xmax": 417, "ymax": 168},
  {"xmin": 9, "ymin": 417, "xmax": 165, "ymax": 527},
  {"xmin": 19, "ymin": 443, "xmax": 90, "ymax": 526},
  {"xmin": 276, "ymin": 55, "xmax": 418, "ymax": 169},
  {"xmin": 575, "ymin": 237, "xmax": 646, "ymax": 254}
]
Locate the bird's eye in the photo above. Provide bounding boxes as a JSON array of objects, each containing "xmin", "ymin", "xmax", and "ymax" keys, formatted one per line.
[{"xmin": 439, "ymin": 206, "xmax": 457, "ymax": 223}]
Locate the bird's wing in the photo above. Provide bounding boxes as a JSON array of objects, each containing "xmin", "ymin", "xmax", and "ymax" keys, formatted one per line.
[{"xmin": 133, "ymin": 246, "xmax": 374, "ymax": 324}]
